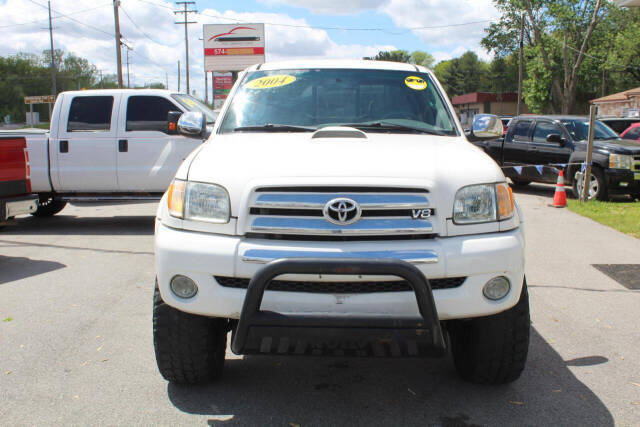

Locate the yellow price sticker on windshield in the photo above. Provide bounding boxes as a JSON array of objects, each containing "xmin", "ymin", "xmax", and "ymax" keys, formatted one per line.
[
  {"xmin": 246, "ymin": 75, "xmax": 296, "ymax": 89},
  {"xmin": 182, "ymin": 97, "xmax": 197, "ymax": 107},
  {"xmin": 405, "ymin": 76, "xmax": 427, "ymax": 90}
]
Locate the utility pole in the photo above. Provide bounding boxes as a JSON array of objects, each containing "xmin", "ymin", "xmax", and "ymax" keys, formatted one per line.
[
  {"xmin": 199, "ymin": 36, "xmax": 208, "ymax": 103},
  {"xmin": 178, "ymin": 60, "xmax": 181, "ymax": 92},
  {"xmin": 113, "ymin": 0, "xmax": 124, "ymax": 88},
  {"xmin": 517, "ymin": 12, "xmax": 524, "ymax": 116},
  {"xmin": 166, "ymin": 72, "xmax": 169, "ymax": 90},
  {"xmin": 174, "ymin": 1, "xmax": 197, "ymax": 94},
  {"xmin": 122, "ymin": 41, "xmax": 133, "ymax": 88},
  {"xmin": 47, "ymin": 1, "xmax": 57, "ymax": 98}
]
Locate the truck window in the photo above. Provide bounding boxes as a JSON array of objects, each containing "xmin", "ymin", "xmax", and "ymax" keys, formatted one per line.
[
  {"xmin": 532, "ymin": 121, "xmax": 560, "ymax": 143},
  {"xmin": 67, "ymin": 96, "xmax": 114, "ymax": 132},
  {"xmin": 126, "ymin": 96, "xmax": 180, "ymax": 132},
  {"xmin": 507, "ymin": 120, "xmax": 532, "ymax": 142}
]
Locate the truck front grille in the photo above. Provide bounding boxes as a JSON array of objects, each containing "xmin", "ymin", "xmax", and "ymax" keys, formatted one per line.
[
  {"xmin": 247, "ymin": 186, "xmax": 436, "ymax": 238},
  {"xmin": 215, "ymin": 276, "xmax": 466, "ymax": 293}
]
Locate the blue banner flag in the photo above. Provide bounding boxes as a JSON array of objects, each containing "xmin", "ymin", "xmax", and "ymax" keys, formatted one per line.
[
  {"xmin": 513, "ymin": 166, "xmax": 523, "ymax": 175},
  {"xmin": 581, "ymin": 163, "xmax": 587, "ymax": 172},
  {"xmin": 535, "ymin": 165, "xmax": 544, "ymax": 174}
]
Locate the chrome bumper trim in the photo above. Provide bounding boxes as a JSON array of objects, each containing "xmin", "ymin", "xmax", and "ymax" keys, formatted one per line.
[
  {"xmin": 250, "ymin": 217, "xmax": 433, "ymax": 235},
  {"xmin": 241, "ymin": 249, "xmax": 439, "ymax": 264}
]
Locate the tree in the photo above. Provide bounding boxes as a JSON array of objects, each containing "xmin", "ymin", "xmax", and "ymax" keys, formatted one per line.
[
  {"xmin": 364, "ymin": 49, "xmax": 435, "ymax": 68},
  {"xmin": 409, "ymin": 51, "xmax": 435, "ymax": 69},
  {"xmin": 482, "ymin": 0, "xmax": 608, "ymax": 114},
  {"xmin": 433, "ymin": 51, "xmax": 489, "ymax": 96}
]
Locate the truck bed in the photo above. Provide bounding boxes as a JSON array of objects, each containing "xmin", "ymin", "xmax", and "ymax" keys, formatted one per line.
[{"xmin": 0, "ymin": 129, "xmax": 51, "ymax": 193}]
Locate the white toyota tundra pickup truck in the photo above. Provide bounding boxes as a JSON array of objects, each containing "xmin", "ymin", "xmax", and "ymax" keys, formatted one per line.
[
  {"xmin": 154, "ymin": 60, "xmax": 529, "ymax": 385},
  {"xmin": 0, "ymin": 89, "xmax": 215, "ymax": 216}
]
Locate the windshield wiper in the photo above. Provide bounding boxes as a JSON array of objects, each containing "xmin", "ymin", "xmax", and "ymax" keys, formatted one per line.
[
  {"xmin": 338, "ymin": 122, "xmax": 447, "ymax": 136},
  {"xmin": 234, "ymin": 123, "xmax": 316, "ymax": 132}
]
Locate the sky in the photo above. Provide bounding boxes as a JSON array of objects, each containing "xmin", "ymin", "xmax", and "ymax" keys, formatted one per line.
[{"xmin": 0, "ymin": 0, "xmax": 501, "ymax": 99}]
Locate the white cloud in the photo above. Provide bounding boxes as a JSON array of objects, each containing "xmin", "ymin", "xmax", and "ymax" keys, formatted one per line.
[{"xmin": 260, "ymin": 0, "xmax": 389, "ymax": 15}]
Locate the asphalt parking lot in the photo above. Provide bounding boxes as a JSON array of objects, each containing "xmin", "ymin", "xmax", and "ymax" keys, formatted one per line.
[{"xmin": 1, "ymin": 185, "xmax": 639, "ymax": 426}]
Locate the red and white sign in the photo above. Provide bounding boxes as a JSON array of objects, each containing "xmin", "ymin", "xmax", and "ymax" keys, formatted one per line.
[
  {"xmin": 204, "ymin": 24, "xmax": 265, "ymax": 72},
  {"xmin": 213, "ymin": 72, "xmax": 233, "ymax": 109}
]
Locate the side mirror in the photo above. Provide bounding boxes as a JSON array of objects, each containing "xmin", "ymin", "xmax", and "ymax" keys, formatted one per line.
[
  {"xmin": 469, "ymin": 114, "xmax": 503, "ymax": 141},
  {"xmin": 546, "ymin": 133, "xmax": 565, "ymax": 145},
  {"xmin": 167, "ymin": 111, "xmax": 182, "ymax": 134},
  {"xmin": 177, "ymin": 111, "xmax": 205, "ymax": 137}
]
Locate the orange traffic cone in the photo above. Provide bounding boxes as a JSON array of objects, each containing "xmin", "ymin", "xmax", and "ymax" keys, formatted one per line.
[{"xmin": 552, "ymin": 170, "xmax": 567, "ymax": 208}]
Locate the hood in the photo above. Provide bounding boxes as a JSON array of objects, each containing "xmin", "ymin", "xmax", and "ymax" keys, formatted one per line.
[
  {"xmin": 186, "ymin": 131, "xmax": 505, "ymax": 215},
  {"xmin": 577, "ymin": 138, "xmax": 640, "ymax": 154}
]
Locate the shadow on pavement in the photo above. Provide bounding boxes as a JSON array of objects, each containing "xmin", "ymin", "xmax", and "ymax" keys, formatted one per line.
[
  {"xmin": 0, "ymin": 255, "xmax": 66, "ymax": 285},
  {"xmin": 166, "ymin": 328, "xmax": 613, "ymax": 426},
  {"xmin": 0, "ymin": 214, "xmax": 155, "ymax": 236}
]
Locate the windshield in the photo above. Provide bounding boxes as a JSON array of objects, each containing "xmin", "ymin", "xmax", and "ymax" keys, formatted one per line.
[
  {"xmin": 172, "ymin": 94, "xmax": 218, "ymax": 124},
  {"xmin": 561, "ymin": 119, "xmax": 619, "ymax": 141},
  {"xmin": 218, "ymin": 69, "xmax": 458, "ymax": 136}
]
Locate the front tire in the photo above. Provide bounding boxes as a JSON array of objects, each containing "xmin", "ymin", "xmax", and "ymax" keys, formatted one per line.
[
  {"xmin": 449, "ymin": 279, "xmax": 530, "ymax": 384},
  {"xmin": 31, "ymin": 197, "xmax": 67, "ymax": 217},
  {"xmin": 572, "ymin": 167, "xmax": 608, "ymax": 201},
  {"xmin": 153, "ymin": 283, "xmax": 227, "ymax": 384}
]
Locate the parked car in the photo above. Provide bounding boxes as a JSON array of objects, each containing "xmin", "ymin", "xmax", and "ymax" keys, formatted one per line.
[
  {"xmin": 0, "ymin": 89, "xmax": 215, "ymax": 217},
  {"xmin": 0, "ymin": 135, "xmax": 38, "ymax": 227},
  {"xmin": 473, "ymin": 115, "xmax": 640, "ymax": 200},
  {"xmin": 599, "ymin": 117, "xmax": 640, "ymax": 134},
  {"xmin": 500, "ymin": 115, "xmax": 513, "ymax": 135},
  {"xmin": 153, "ymin": 60, "xmax": 530, "ymax": 386},
  {"xmin": 620, "ymin": 122, "xmax": 640, "ymax": 142}
]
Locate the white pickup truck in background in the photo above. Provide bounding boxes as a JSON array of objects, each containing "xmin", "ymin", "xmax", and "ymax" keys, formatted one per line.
[{"xmin": 0, "ymin": 89, "xmax": 216, "ymax": 216}]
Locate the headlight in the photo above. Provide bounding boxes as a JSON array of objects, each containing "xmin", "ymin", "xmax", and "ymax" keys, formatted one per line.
[
  {"xmin": 609, "ymin": 154, "xmax": 633, "ymax": 170},
  {"xmin": 167, "ymin": 179, "xmax": 230, "ymax": 223},
  {"xmin": 453, "ymin": 183, "xmax": 514, "ymax": 224}
]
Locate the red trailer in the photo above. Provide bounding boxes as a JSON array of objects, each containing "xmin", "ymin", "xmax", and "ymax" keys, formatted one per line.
[{"xmin": 0, "ymin": 136, "xmax": 38, "ymax": 227}]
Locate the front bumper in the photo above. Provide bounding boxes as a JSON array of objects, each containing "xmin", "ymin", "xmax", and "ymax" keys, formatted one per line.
[
  {"xmin": 156, "ymin": 221, "xmax": 525, "ymax": 321},
  {"xmin": 1, "ymin": 194, "xmax": 38, "ymax": 221},
  {"xmin": 605, "ymin": 169, "xmax": 640, "ymax": 195}
]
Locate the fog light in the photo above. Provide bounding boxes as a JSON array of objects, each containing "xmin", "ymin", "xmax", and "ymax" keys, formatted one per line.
[
  {"xmin": 170, "ymin": 275, "xmax": 198, "ymax": 298},
  {"xmin": 483, "ymin": 276, "xmax": 511, "ymax": 300},
  {"xmin": 619, "ymin": 182, "xmax": 628, "ymax": 187}
]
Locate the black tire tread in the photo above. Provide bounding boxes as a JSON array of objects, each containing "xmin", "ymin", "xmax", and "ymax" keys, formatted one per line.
[
  {"xmin": 450, "ymin": 279, "xmax": 530, "ymax": 384},
  {"xmin": 31, "ymin": 199, "xmax": 67, "ymax": 217},
  {"xmin": 153, "ymin": 284, "xmax": 227, "ymax": 384}
]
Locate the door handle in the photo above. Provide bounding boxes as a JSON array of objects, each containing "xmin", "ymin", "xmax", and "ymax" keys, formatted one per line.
[
  {"xmin": 59, "ymin": 140, "xmax": 68, "ymax": 153},
  {"xmin": 118, "ymin": 139, "xmax": 128, "ymax": 152}
]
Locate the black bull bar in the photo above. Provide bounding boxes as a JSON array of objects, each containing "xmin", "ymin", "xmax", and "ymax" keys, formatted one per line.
[{"xmin": 230, "ymin": 259, "xmax": 447, "ymax": 357}]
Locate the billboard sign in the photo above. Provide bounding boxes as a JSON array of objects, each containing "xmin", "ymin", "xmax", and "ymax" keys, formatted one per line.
[
  {"xmin": 24, "ymin": 95, "xmax": 55, "ymax": 104},
  {"xmin": 213, "ymin": 72, "xmax": 233, "ymax": 109},
  {"xmin": 204, "ymin": 24, "xmax": 265, "ymax": 72}
]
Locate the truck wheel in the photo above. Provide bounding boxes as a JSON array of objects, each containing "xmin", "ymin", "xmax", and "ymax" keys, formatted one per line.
[
  {"xmin": 153, "ymin": 283, "xmax": 227, "ymax": 384},
  {"xmin": 449, "ymin": 279, "xmax": 530, "ymax": 385},
  {"xmin": 31, "ymin": 197, "xmax": 67, "ymax": 217},
  {"xmin": 572, "ymin": 167, "xmax": 608, "ymax": 201}
]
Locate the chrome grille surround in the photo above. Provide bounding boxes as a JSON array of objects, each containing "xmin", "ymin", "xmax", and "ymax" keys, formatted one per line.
[{"xmin": 247, "ymin": 187, "xmax": 434, "ymax": 237}]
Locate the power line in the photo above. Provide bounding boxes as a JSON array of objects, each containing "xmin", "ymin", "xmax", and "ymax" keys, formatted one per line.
[
  {"xmin": 0, "ymin": 3, "xmax": 111, "ymax": 29},
  {"xmin": 120, "ymin": 4, "xmax": 180, "ymax": 47},
  {"xmin": 27, "ymin": 0, "xmax": 114, "ymax": 37}
]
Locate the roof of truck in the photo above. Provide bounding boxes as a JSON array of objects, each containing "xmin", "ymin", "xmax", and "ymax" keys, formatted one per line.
[
  {"xmin": 58, "ymin": 89, "xmax": 185, "ymax": 97},
  {"xmin": 251, "ymin": 59, "xmax": 430, "ymax": 73}
]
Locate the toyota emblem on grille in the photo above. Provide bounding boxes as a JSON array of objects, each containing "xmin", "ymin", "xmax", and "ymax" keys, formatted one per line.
[{"xmin": 323, "ymin": 198, "xmax": 361, "ymax": 225}]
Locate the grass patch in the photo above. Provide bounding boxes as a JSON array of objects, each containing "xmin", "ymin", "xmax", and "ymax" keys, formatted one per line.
[
  {"xmin": 567, "ymin": 199, "xmax": 640, "ymax": 239},
  {"xmin": 3, "ymin": 316, "xmax": 12, "ymax": 322},
  {"xmin": 19, "ymin": 123, "xmax": 49, "ymax": 130}
]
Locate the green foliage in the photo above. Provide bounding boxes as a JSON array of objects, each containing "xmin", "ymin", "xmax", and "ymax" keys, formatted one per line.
[
  {"xmin": 481, "ymin": 0, "xmax": 620, "ymax": 114},
  {"xmin": 364, "ymin": 49, "xmax": 434, "ymax": 69},
  {"xmin": 0, "ymin": 50, "xmax": 163, "ymax": 124}
]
